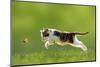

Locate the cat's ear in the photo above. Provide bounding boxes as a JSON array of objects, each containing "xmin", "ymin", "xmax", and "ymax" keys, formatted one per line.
[{"xmin": 43, "ymin": 28, "xmax": 49, "ymax": 31}]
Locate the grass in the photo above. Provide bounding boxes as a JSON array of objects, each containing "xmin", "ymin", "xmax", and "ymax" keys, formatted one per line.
[{"xmin": 12, "ymin": 44, "xmax": 96, "ymax": 65}]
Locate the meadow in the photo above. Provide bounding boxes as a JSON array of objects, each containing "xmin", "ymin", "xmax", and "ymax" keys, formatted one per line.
[{"xmin": 12, "ymin": 1, "xmax": 96, "ymax": 66}]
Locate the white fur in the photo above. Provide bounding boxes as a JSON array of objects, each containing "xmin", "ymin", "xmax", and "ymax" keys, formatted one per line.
[{"xmin": 40, "ymin": 28, "xmax": 87, "ymax": 51}]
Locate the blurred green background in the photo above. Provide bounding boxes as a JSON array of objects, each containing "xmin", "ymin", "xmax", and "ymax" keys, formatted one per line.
[{"xmin": 12, "ymin": 1, "xmax": 96, "ymax": 65}]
